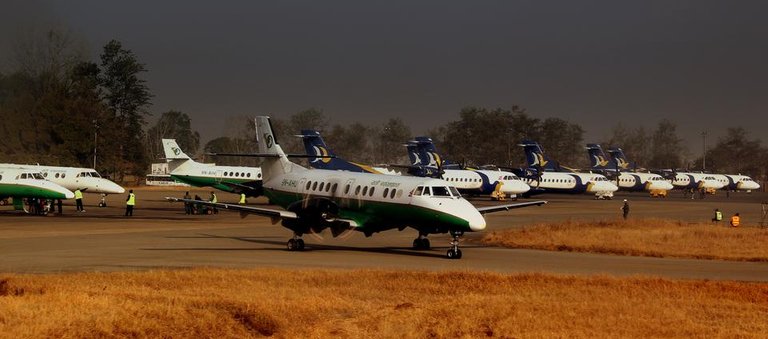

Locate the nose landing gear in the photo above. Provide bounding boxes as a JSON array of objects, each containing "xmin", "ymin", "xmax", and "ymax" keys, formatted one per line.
[
  {"xmin": 446, "ymin": 230, "xmax": 464, "ymax": 259},
  {"xmin": 287, "ymin": 234, "xmax": 305, "ymax": 251}
]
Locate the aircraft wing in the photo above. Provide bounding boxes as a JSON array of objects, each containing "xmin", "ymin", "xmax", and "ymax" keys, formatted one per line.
[
  {"xmin": 476, "ymin": 200, "xmax": 547, "ymax": 214},
  {"xmin": 217, "ymin": 181, "xmax": 263, "ymax": 197},
  {"xmin": 166, "ymin": 197, "xmax": 296, "ymax": 224}
]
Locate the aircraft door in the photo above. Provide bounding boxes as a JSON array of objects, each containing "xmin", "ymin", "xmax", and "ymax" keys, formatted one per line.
[
  {"xmin": 341, "ymin": 178, "xmax": 355, "ymax": 208},
  {"xmin": 299, "ymin": 178, "xmax": 307, "ymax": 194},
  {"xmin": 214, "ymin": 170, "xmax": 224, "ymax": 183}
]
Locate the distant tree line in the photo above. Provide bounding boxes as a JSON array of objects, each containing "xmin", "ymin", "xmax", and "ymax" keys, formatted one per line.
[{"xmin": 2, "ymin": 29, "xmax": 766, "ymax": 183}]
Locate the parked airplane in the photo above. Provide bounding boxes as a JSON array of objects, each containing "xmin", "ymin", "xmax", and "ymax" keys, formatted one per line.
[
  {"xmin": 0, "ymin": 163, "xmax": 125, "ymax": 195},
  {"xmin": 517, "ymin": 141, "xmax": 618, "ymax": 197},
  {"xmin": 406, "ymin": 137, "xmax": 530, "ymax": 199},
  {"xmin": 169, "ymin": 117, "xmax": 546, "ymax": 259},
  {"xmin": 0, "ymin": 166, "xmax": 75, "ymax": 213},
  {"xmin": 605, "ymin": 148, "xmax": 725, "ymax": 192},
  {"xmin": 300, "ymin": 130, "xmax": 400, "ymax": 175},
  {"xmin": 162, "ymin": 139, "xmax": 263, "ymax": 197},
  {"xmin": 710, "ymin": 174, "xmax": 760, "ymax": 192},
  {"xmin": 585, "ymin": 144, "xmax": 673, "ymax": 193}
]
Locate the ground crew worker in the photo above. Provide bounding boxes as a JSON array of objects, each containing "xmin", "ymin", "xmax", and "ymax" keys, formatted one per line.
[
  {"xmin": 239, "ymin": 193, "xmax": 246, "ymax": 205},
  {"xmin": 712, "ymin": 208, "xmax": 723, "ymax": 223},
  {"xmin": 125, "ymin": 189, "xmax": 135, "ymax": 216},
  {"xmin": 621, "ymin": 199, "xmax": 630, "ymax": 220},
  {"xmin": 730, "ymin": 213, "xmax": 740, "ymax": 227},
  {"xmin": 183, "ymin": 191, "xmax": 192, "ymax": 215},
  {"xmin": 74, "ymin": 188, "xmax": 84, "ymax": 212},
  {"xmin": 209, "ymin": 191, "xmax": 218, "ymax": 214}
]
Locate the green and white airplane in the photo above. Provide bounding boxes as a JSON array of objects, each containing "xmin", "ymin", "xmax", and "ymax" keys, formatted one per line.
[
  {"xmin": 169, "ymin": 116, "xmax": 546, "ymax": 259},
  {"xmin": 0, "ymin": 163, "xmax": 125, "ymax": 195},
  {"xmin": 162, "ymin": 139, "xmax": 263, "ymax": 197},
  {"xmin": 0, "ymin": 166, "xmax": 75, "ymax": 212}
]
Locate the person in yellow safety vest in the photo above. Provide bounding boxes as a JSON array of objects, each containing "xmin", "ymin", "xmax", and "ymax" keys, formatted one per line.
[
  {"xmin": 730, "ymin": 213, "xmax": 740, "ymax": 227},
  {"xmin": 712, "ymin": 208, "xmax": 722, "ymax": 223},
  {"xmin": 74, "ymin": 188, "xmax": 85, "ymax": 212},
  {"xmin": 125, "ymin": 189, "xmax": 135, "ymax": 217},
  {"xmin": 209, "ymin": 191, "xmax": 218, "ymax": 214},
  {"xmin": 239, "ymin": 193, "xmax": 246, "ymax": 205}
]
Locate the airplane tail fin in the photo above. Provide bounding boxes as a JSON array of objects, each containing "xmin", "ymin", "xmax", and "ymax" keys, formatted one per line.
[
  {"xmin": 606, "ymin": 147, "xmax": 635, "ymax": 171},
  {"xmin": 255, "ymin": 116, "xmax": 301, "ymax": 180},
  {"xmin": 162, "ymin": 139, "xmax": 191, "ymax": 160},
  {"xmin": 162, "ymin": 139, "xmax": 193, "ymax": 172},
  {"xmin": 299, "ymin": 130, "xmax": 378, "ymax": 173},
  {"xmin": 300, "ymin": 130, "xmax": 331, "ymax": 168},
  {"xmin": 519, "ymin": 140, "xmax": 557, "ymax": 171},
  {"xmin": 586, "ymin": 143, "xmax": 614, "ymax": 169}
]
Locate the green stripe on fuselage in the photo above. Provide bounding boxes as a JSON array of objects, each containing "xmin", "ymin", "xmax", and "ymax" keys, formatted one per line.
[
  {"xmin": 0, "ymin": 183, "xmax": 69, "ymax": 199},
  {"xmin": 265, "ymin": 188, "xmax": 471, "ymax": 233},
  {"xmin": 170, "ymin": 174, "xmax": 256, "ymax": 193}
]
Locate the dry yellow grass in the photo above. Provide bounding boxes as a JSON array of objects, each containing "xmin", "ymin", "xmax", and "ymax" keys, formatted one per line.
[
  {"xmin": 1, "ymin": 268, "xmax": 767, "ymax": 338},
  {"xmin": 483, "ymin": 218, "xmax": 768, "ymax": 261}
]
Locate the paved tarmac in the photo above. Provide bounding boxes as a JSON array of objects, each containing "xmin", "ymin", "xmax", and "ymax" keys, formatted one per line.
[{"xmin": 1, "ymin": 187, "xmax": 766, "ymax": 281}]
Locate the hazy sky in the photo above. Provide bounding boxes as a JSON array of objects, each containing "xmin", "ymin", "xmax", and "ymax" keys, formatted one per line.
[{"xmin": 3, "ymin": 1, "xmax": 767, "ymax": 156}]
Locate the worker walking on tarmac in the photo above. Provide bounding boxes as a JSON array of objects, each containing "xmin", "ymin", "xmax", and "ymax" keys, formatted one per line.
[
  {"xmin": 730, "ymin": 213, "xmax": 740, "ymax": 227},
  {"xmin": 239, "ymin": 193, "xmax": 246, "ymax": 205},
  {"xmin": 621, "ymin": 199, "xmax": 630, "ymax": 220},
  {"xmin": 125, "ymin": 189, "xmax": 135, "ymax": 217},
  {"xmin": 209, "ymin": 191, "xmax": 218, "ymax": 214},
  {"xmin": 74, "ymin": 188, "xmax": 85, "ymax": 212},
  {"xmin": 712, "ymin": 208, "xmax": 723, "ymax": 224},
  {"xmin": 183, "ymin": 191, "xmax": 192, "ymax": 215}
]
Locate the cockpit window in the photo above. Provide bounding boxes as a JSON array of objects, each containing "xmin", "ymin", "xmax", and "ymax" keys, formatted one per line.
[
  {"xmin": 449, "ymin": 186, "xmax": 461, "ymax": 197},
  {"xmin": 431, "ymin": 186, "xmax": 451, "ymax": 197},
  {"xmin": 412, "ymin": 186, "xmax": 424, "ymax": 196},
  {"xmin": 90, "ymin": 172, "xmax": 101, "ymax": 178}
]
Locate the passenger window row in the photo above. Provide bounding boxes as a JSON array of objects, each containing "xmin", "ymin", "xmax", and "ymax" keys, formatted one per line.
[
  {"xmin": 222, "ymin": 171, "xmax": 262, "ymax": 179},
  {"xmin": 304, "ymin": 180, "xmax": 403, "ymax": 199},
  {"xmin": 445, "ymin": 177, "xmax": 481, "ymax": 183}
]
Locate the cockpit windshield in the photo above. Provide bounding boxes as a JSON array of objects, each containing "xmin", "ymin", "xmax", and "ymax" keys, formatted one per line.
[
  {"xmin": 431, "ymin": 186, "xmax": 451, "ymax": 196},
  {"xmin": 412, "ymin": 185, "xmax": 460, "ymax": 198},
  {"xmin": 90, "ymin": 171, "xmax": 101, "ymax": 178},
  {"xmin": 20, "ymin": 172, "xmax": 45, "ymax": 180}
]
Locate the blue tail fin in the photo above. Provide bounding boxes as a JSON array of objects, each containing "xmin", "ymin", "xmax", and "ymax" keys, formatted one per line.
[
  {"xmin": 606, "ymin": 147, "xmax": 635, "ymax": 171},
  {"xmin": 300, "ymin": 129, "xmax": 379, "ymax": 173},
  {"xmin": 585, "ymin": 144, "xmax": 615, "ymax": 169},
  {"xmin": 519, "ymin": 140, "xmax": 558, "ymax": 171}
]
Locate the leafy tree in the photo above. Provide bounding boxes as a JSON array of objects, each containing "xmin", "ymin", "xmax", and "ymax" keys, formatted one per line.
[
  {"xmin": 146, "ymin": 110, "xmax": 200, "ymax": 160},
  {"xmin": 324, "ymin": 122, "xmax": 374, "ymax": 164},
  {"xmin": 373, "ymin": 118, "xmax": 412, "ymax": 164},
  {"xmin": 648, "ymin": 119, "xmax": 684, "ymax": 169},
  {"xmin": 98, "ymin": 39, "xmax": 153, "ymax": 177},
  {"xmin": 539, "ymin": 118, "xmax": 584, "ymax": 168},
  {"xmin": 698, "ymin": 128, "xmax": 766, "ymax": 177}
]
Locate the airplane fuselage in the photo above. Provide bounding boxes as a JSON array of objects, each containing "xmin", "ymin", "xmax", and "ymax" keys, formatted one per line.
[
  {"xmin": 0, "ymin": 167, "xmax": 74, "ymax": 200},
  {"xmin": 613, "ymin": 172, "xmax": 674, "ymax": 192},
  {"xmin": 711, "ymin": 174, "xmax": 760, "ymax": 191},
  {"xmin": 20, "ymin": 165, "xmax": 124, "ymax": 194},
  {"xmin": 442, "ymin": 169, "xmax": 530, "ymax": 195},
  {"xmin": 264, "ymin": 168, "xmax": 486, "ymax": 235},
  {"xmin": 524, "ymin": 171, "xmax": 619, "ymax": 194},
  {"xmin": 170, "ymin": 161, "xmax": 263, "ymax": 196},
  {"xmin": 668, "ymin": 172, "xmax": 725, "ymax": 190}
]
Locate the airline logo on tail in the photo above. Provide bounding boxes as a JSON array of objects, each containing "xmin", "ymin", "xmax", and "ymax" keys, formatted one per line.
[
  {"xmin": 592, "ymin": 155, "xmax": 610, "ymax": 167},
  {"xmin": 616, "ymin": 158, "xmax": 630, "ymax": 169},
  {"xmin": 172, "ymin": 147, "xmax": 181, "ymax": 156},
  {"xmin": 265, "ymin": 134, "xmax": 274, "ymax": 149},
  {"xmin": 311, "ymin": 146, "xmax": 332, "ymax": 164},
  {"xmin": 532, "ymin": 153, "xmax": 549, "ymax": 167}
]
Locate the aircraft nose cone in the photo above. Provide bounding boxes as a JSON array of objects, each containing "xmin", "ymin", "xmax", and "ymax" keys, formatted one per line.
[
  {"xmin": 63, "ymin": 189, "xmax": 75, "ymax": 199},
  {"xmin": 467, "ymin": 211, "xmax": 486, "ymax": 231}
]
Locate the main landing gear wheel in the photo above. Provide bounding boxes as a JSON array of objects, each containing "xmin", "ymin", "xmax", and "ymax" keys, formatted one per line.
[
  {"xmin": 287, "ymin": 236, "xmax": 305, "ymax": 251},
  {"xmin": 412, "ymin": 233, "xmax": 431, "ymax": 250},
  {"xmin": 446, "ymin": 230, "xmax": 464, "ymax": 259}
]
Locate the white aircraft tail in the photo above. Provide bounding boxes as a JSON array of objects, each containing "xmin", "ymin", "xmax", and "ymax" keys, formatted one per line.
[
  {"xmin": 255, "ymin": 116, "xmax": 302, "ymax": 180},
  {"xmin": 162, "ymin": 139, "xmax": 195, "ymax": 172}
]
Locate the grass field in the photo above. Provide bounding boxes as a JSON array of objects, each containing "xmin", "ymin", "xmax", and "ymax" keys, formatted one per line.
[
  {"xmin": 1, "ymin": 268, "xmax": 767, "ymax": 338},
  {"xmin": 483, "ymin": 218, "xmax": 768, "ymax": 261}
]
